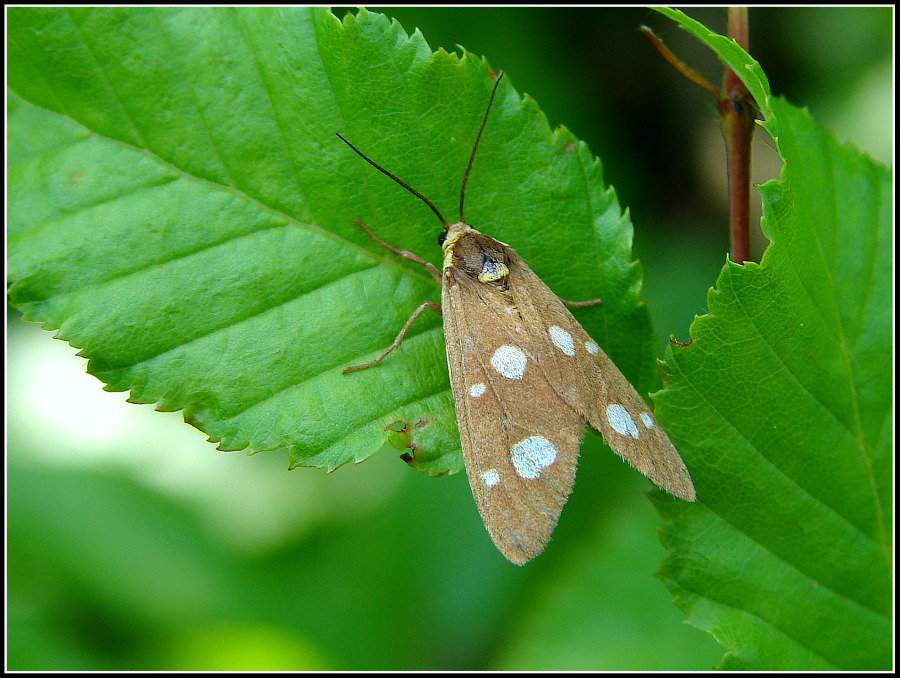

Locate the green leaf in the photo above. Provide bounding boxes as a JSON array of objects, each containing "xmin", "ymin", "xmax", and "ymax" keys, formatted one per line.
[
  {"xmin": 652, "ymin": 8, "xmax": 892, "ymax": 670},
  {"xmin": 7, "ymin": 7, "xmax": 655, "ymax": 477}
]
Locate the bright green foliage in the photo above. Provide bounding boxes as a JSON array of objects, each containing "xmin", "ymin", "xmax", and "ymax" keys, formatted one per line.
[
  {"xmin": 653, "ymin": 8, "xmax": 892, "ymax": 671},
  {"xmin": 8, "ymin": 8, "xmax": 891, "ymax": 671},
  {"xmin": 7, "ymin": 7, "xmax": 651, "ymax": 478}
]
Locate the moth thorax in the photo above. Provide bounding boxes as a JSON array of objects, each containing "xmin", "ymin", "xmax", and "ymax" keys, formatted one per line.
[{"xmin": 444, "ymin": 226, "xmax": 511, "ymax": 291}]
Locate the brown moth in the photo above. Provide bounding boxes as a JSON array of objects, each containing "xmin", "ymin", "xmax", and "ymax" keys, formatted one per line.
[{"xmin": 338, "ymin": 71, "xmax": 695, "ymax": 565}]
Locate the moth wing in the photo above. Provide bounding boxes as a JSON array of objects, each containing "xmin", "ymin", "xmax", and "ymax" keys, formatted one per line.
[
  {"xmin": 506, "ymin": 251, "xmax": 695, "ymax": 502},
  {"xmin": 442, "ymin": 267, "xmax": 584, "ymax": 565}
]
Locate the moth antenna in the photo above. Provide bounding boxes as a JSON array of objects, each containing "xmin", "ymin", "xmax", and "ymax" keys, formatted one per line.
[
  {"xmin": 336, "ymin": 132, "xmax": 448, "ymax": 227},
  {"xmin": 459, "ymin": 70, "xmax": 504, "ymax": 224}
]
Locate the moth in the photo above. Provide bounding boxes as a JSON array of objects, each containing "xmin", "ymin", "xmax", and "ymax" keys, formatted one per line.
[{"xmin": 338, "ymin": 71, "xmax": 695, "ymax": 565}]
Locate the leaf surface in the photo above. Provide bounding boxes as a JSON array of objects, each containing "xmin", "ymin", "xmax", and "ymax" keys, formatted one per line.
[
  {"xmin": 652, "ymin": 8, "xmax": 892, "ymax": 670},
  {"xmin": 7, "ymin": 7, "xmax": 653, "ymax": 477}
]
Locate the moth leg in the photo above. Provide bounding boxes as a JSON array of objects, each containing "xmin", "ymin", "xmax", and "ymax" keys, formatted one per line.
[
  {"xmin": 354, "ymin": 218, "xmax": 442, "ymax": 285},
  {"xmin": 560, "ymin": 296, "xmax": 603, "ymax": 307},
  {"xmin": 343, "ymin": 301, "xmax": 443, "ymax": 374}
]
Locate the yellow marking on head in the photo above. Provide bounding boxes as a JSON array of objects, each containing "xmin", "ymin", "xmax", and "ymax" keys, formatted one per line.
[{"xmin": 441, "ymin": 222, "xmax": 473, "ymax": 270}]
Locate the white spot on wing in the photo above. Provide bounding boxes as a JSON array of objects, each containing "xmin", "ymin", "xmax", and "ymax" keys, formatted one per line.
[
  {"xmin": 607, "ymin": 404, "xmax": 640, "ymax": 438},
  {"xmin": 585, "ymin": 341, "xmax": 599, "ymax": 355},
  {"xmin": 640, "ymin": 412, "xmax": 655, "ymax": 429},
  {"xmin": 469, "ymin": 382, "xmax": 486, "ymax": 398},
  {"xmin": 510, "ymin": 436, "xmax": 558, "ymax": 479},
  {"xmin": 482, "ymin": 469, "xmax": 500, "ymax": 487},
  {"xmin": 490, "ymin": 345, "xmax": 527, "ymax": 379},
  {"xmin": 549, "ymin": 325, "xmax": 575, "ymax": 356}
]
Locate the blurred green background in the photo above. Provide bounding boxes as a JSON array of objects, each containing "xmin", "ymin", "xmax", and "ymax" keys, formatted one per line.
[{"xmin": 6, "ymin": 7, "xmax": 892, "ymax": 670}]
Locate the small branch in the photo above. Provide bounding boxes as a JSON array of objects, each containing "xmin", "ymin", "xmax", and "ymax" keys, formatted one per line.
[{"xmin": 640, "ymin": 25, "xmax": 719, "ymax": 99}]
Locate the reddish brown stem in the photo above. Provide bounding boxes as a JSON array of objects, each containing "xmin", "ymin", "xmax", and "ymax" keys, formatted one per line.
[
  {"xmin": 643, "ymin": 8, "xmax": 757, "ymax": 264},
  {"xmin": 721, "ymin": 7, "xmax": 755, "ymax": 264}
]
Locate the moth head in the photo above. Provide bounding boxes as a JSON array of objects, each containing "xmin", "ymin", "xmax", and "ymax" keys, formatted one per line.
[
  {"xmin": 442, "ymin": 221, "xmax": 511, "ymax": 289},
  {"xmin": 440, "ymin": 221, "xmax": 471, "ymax": 252}
]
